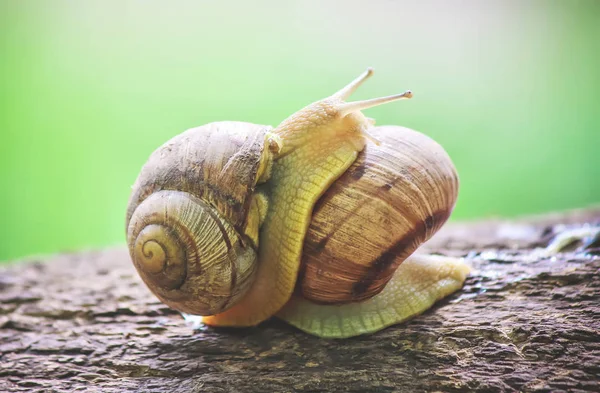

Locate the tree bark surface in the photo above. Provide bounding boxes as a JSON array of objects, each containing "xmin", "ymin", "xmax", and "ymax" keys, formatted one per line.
[{"xmin": 1, "ymin": 209, "xmax": 599, "ymax": 392}]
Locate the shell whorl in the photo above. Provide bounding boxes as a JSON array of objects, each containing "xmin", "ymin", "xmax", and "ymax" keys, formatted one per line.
[
  {"xmin": 128, "ymin": 190, "xmax": 257, "ymax": 315},
  {"xmin": 125, "ymin": 122, "xmax": 272, "ymax": 315},
  {"xmin": 133, "ymin": 223, "xmax": 187, "ymax": 289},
  {"xmin": 299, "ymin": 125, "xmax": 459, "ymax": 304}
]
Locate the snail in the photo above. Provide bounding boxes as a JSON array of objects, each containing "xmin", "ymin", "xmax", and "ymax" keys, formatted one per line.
[{"xmin": 126, "ymin": 68, "xmax": 470, "ymax": 338}]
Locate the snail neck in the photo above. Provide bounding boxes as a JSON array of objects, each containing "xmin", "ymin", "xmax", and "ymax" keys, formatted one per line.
[{"xmin": 272, "ymin": 98, "xmax": 369, "ymax": 158}]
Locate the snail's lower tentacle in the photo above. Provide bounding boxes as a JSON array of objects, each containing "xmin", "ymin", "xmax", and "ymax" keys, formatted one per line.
[{"xmin": 277, "ymin": 254, "xmax": 470, "ymax": 338}]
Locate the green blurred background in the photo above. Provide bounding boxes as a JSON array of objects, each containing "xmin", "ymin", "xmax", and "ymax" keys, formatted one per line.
[{"xmin": 1, "ymin": 0, "xmax": 599, "ymax": 261}]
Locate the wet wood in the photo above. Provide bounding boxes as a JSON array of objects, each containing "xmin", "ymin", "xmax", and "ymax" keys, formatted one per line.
[{"xmin": 1, "ymin": 208, "xmax": 599, "ymax": 392}]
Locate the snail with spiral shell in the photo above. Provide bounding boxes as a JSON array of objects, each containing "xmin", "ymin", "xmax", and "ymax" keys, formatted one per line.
[{"xmin": 125, "ymin": 69, "xmax": 469, "ymax": 338}]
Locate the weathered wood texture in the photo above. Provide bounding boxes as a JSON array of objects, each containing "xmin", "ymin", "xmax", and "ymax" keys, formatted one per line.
[{"xmin": 1, "ymin": 209, "xmax": 600, "ymax": 392}]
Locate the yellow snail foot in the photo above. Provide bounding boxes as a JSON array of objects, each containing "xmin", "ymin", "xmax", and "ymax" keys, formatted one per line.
[{"xmin": 277, "ymin": 254, "xmax": 470, "ymax": 338}]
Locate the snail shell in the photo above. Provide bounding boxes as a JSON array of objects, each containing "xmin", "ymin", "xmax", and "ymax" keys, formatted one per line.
[
  {"xmin": 125, "ymin": 68, "xmax": 469, "ymax": 337},
  {"xmin": 300, "ymin": 125, "xmax": 458, "ymax": 303},
  {"xmin": 125, "ymin": 121, "xmax": 274, "ymax": 315}
]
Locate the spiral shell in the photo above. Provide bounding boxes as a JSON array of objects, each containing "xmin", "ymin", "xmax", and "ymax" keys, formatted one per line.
[
  {"xmin": 125, "ymin": 121, "xmax": 272, "ymax": 315},
  {"xmin": 299, "ymin": 126, "xmax": 459, "ymax": 304}
]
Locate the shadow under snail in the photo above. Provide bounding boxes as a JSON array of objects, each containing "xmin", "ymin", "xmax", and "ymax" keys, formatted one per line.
[{"xmin": 125, "ymin": 68, "xmax": 470, "ymax": 338}]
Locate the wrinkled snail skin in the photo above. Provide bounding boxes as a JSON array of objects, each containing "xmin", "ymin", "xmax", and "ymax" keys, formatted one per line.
[{"xmin": 126, "ymin": 68, "xmax": 471, "ymax": 337}]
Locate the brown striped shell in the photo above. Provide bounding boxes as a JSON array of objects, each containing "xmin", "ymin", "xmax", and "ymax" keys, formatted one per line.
[
  {"xmin": 125, "ymin": 121, "xmax": 272, "ymax": 315},
  {"xmin": 299, "ymin": 125, "xmax": 459, "ymax": 304}
]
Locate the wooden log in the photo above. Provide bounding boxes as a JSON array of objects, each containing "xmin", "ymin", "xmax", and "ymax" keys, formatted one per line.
[{"xmin": 1, "ymin": 208, "xmax": 599, "ymax": 392}]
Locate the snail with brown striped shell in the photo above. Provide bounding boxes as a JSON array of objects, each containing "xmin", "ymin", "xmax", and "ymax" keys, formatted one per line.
[{"xmin": 125, "ymin": 68, "xmax": 470, "ymax": 338}]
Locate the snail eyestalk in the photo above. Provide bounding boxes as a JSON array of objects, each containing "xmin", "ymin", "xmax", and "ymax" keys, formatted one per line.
[
  {"xmin": 333, "ymin": 67, "xmax": 374, "ymax": 100},
  {"xmin": 338, "ymin": 90, "xmax": 413, "ymax": 118}
]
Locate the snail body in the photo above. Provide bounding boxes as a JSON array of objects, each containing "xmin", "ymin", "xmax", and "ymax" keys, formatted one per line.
[{"xmin": 126, "ymin": 69, "xmax": 470, "ymax": 338}]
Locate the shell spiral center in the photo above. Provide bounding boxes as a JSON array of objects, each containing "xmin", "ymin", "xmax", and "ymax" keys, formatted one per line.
[{"xmin": 133, "ymin": 224, "xmax": 187, "ymax": 289}]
